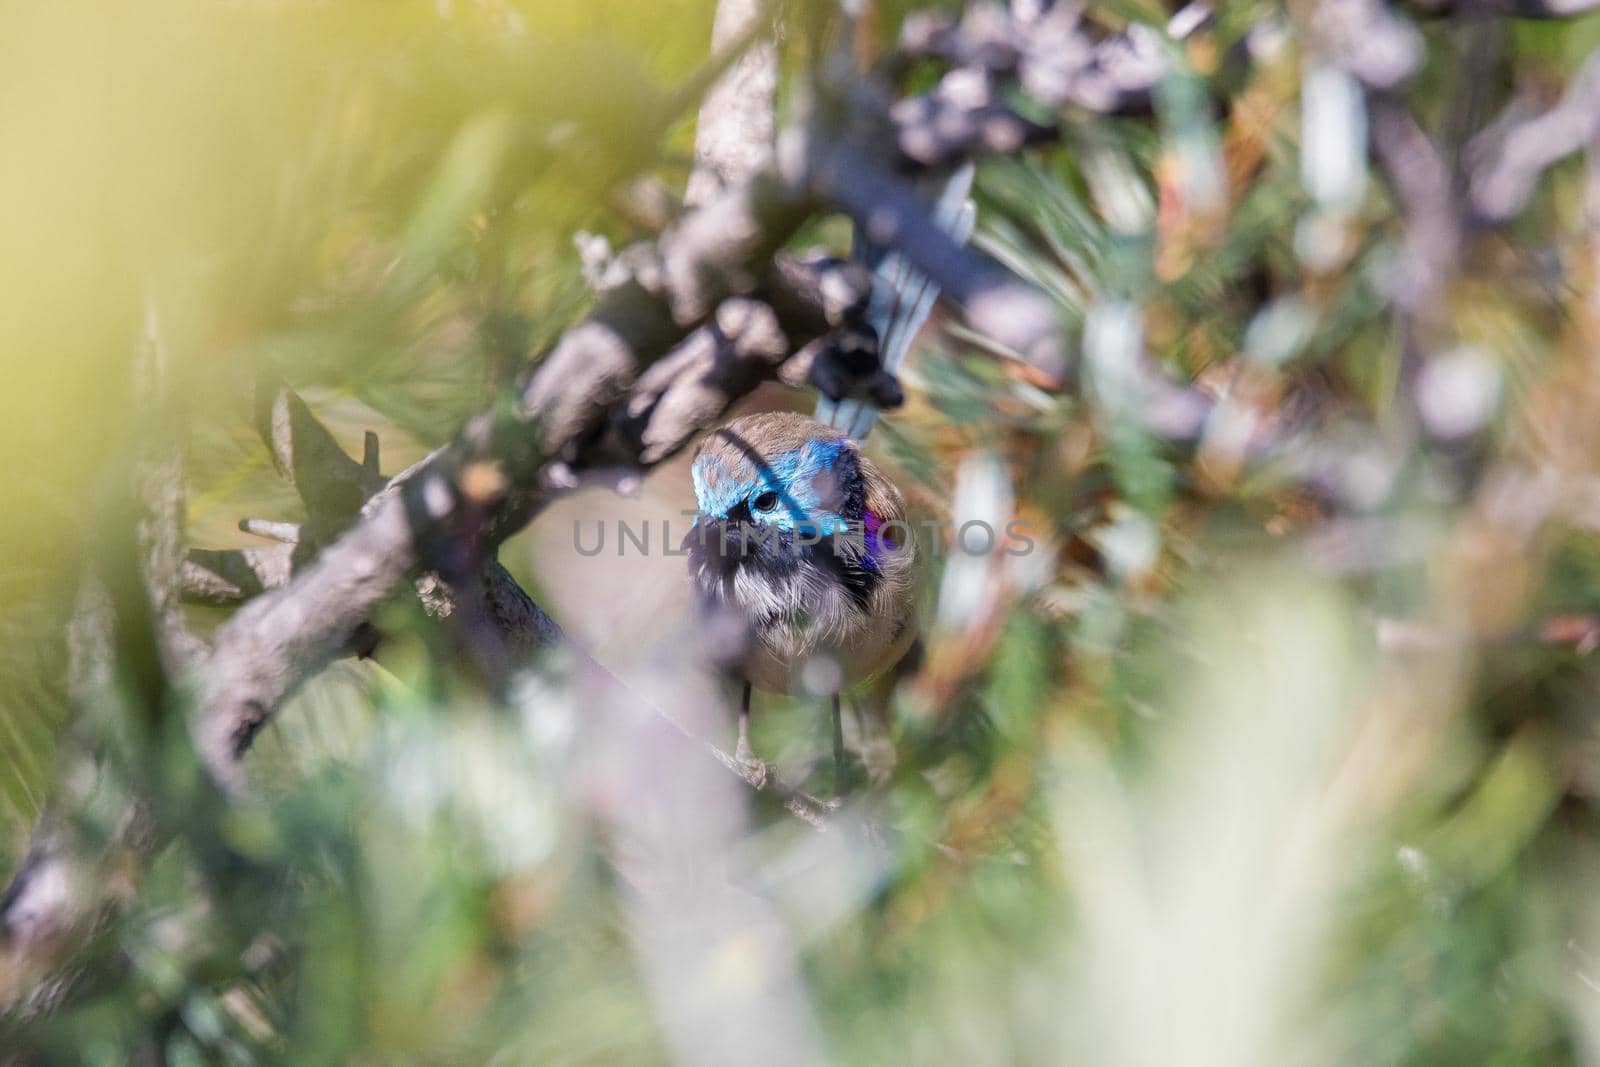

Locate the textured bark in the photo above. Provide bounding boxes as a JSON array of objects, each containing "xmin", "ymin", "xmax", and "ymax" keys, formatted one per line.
[{"xmin": 684, "ymin": 0, "xmax": 777, "ymax": 208}]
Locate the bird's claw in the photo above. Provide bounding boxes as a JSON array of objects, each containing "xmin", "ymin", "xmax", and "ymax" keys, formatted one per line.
[
  {"xmin": 860, "ymin": 737, "xmax": 897, "ymax": 786},
  {"xmin": 734, "ymin": 739, "xmax": 769, "ymax": 789}
]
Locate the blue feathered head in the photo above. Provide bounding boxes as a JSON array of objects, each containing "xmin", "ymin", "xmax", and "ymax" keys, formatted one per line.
[{"xmin": 689, "ymin": 412, "xmax": 866, "ymax": 537}]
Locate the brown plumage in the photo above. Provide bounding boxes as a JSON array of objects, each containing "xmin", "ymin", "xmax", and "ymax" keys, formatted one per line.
[{"xmin": 686, "ymin": 411, "xmax": 920, "ymax": 696}]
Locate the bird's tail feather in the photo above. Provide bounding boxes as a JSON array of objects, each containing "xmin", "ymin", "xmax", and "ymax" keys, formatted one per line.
[{"xmin": 816, "ymin": 163, "xmax": 976, "ymax": 441}]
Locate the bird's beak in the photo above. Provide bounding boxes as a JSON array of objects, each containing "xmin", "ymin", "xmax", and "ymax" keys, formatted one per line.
[
  {"xmin": 681, "ymin": 514, "xmax": 723, "ymax": 556},
  {"xmin": 688, "ymin": 512, "xmax": 778, "ymax": 579},
  {"xmin": 684, "ymin": 515, "xmax": 738, "ymax": 578}
]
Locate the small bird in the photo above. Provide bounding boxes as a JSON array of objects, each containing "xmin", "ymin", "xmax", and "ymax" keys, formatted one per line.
[
  {"xmin": 685, "ymin": 411, "xmax": 920, "ymax": 776},
  {"xmin": 685, "ymin": 165, "xmax": 975, "ymax": 784}
]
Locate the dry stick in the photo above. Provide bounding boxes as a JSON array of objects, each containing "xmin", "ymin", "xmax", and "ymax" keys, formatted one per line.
[
  {"xmin": 1466, "ymin": 50, "xmax": 1600, "ymax": 224},
  {"xmin": 684, "ymin": 0, "xmax": 777, "ymax": 207},
  {"xmin": 1369, "ymin": 99, "xmax": 1461, "ymax": 317},
  {"xmin": 810, "ymin": 136, "xmax": 1068, "ymax": 383}
]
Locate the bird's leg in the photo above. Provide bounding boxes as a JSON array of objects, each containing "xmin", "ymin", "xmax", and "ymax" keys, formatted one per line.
[
  {"xmin": 735, "ymin": 681, "xmax": 755, "ymax": 765},
  {"xmin": 733, "ymin": 682, "xmax": 768, "ymax": 788},
  {"xmin": 853, "ymin": 671, "xmax": 901, "ymax": 786},
  {"xmin": 832, "ymin": 692, "xmax": 846, "ymax": 793}
]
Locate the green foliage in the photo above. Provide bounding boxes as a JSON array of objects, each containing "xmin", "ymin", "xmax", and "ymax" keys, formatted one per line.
[{"xmin": 9, "ymin": 2, "xmax": 1600, "ymax": 1065}]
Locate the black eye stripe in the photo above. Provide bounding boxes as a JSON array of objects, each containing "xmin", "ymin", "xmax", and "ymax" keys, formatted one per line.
[{"xmin": 752, "ymin": 490, "xmax": 780, "ymax": 512}]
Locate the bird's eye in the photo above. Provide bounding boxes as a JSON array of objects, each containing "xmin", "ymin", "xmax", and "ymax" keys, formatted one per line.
[{"xmin": 751, "ymin": 490, "xmax": 780, "ymax": 513}]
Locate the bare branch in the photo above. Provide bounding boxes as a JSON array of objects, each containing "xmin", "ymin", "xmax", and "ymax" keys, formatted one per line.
[
  {"xmin": 810, "ymin": 137, "xmax": 1068, "ymax": 382},
  {"xmin": 764, "ymin": 251, "xmax": 874, "ymax": 335},
  {"xmin": 684, "ymin": 0, "xmax": 778, "ymax": 207},
  {"xmin": 1466, "ymin": 51, "xmax": 1600, "ymax": 223},
  {"xmin": 1370, "ymin": 99, "xmax": 1462, "ymax": 314},
  {"xmin": 236, "ymin": 518, "xmax": 301, "ymax": 545},
  {"xmin": 1314, "ymin": 0, "xmax": 1425, "ymax": 91},
  {"xmin": 607, "ymin": 297, "xmax": 791, "ymax": 465},
  {"xmin": 194, "ymin": 487, "xmax": 420, "ymax": 784},
  {"xmin": 181, "ymin": 547, "xmax": 295, "ymax": 605}
]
